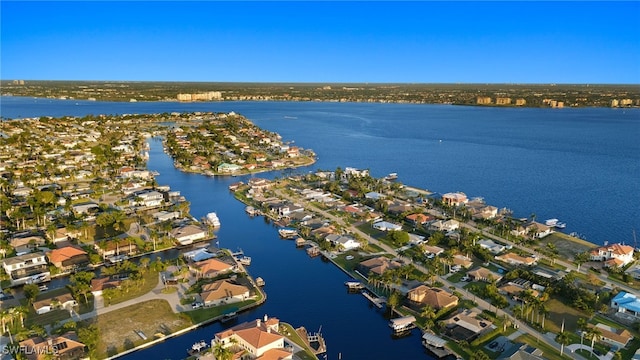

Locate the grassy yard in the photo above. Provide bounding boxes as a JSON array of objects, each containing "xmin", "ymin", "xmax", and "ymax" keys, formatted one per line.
[
  {"xmin": 94, "ymin": 299, "xmax": 192, "ymax": 358},
  {"xmin": 542, "ymin": 232, "xmax": 596, "ymax": 262},
  {"xmin": 516, "ymin": 333, "xmax": 573, "ymax": 360},
  {"xmin": 105, "ymin": 270, "xmax": 159, "ymax": 305},
  {"xmin": 185, "ymin": 289, "xmax": 264, "ymax": 324},
  {"xmin": 544, "ymin": 297, "xmax": 590, "ymax": 334},
  {"xmin": 279, "ymin": 323, "xmax": 318, "ymax": 360}
]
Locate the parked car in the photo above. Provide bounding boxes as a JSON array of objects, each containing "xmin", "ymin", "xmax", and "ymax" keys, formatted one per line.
[{"xmin": 192, "ymin": 302, "xmax": 203, "ymax": 309}]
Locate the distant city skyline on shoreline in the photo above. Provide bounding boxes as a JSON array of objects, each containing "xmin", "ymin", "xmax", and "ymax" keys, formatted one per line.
[{"xmin": 2, "ymin": 1, "xmax": 639, "ymax": 84}]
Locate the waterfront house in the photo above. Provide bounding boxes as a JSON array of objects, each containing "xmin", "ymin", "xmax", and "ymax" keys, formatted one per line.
[
  {"xmin": 248, "ymin": 177, "xmax": 272, "ymax": 191},
  {"xmin": 217, "ymin": 162, "xmax": 242, "ymax": 173},
  {"xmin": 495, "ymin": 252, "xmax": 537, "ymax": 266},
  {"xmin": 190, "ymin": 258, "xmax": 235, "ymax": 278},
  {"xmin": 611, "ymin": 291, "xmax": 640, "ymax": 319},
  {"xmin": 152, "ymin": 210, "xmax": 180, "ymax": 222},
  {"xmin": 213, "ymin": 316, "xmax": 292, "ymax": 359},
  {"xmin": 71, "ymin": 202, "xmax": 100, "ymax": 215},
  {"xmin": 33, "ymin": 291, "xmax": 77, "ymax": 315},
  {"xmin": 467, "ymin": 267, "xmax": 503, "ymax": 283},
  {"xmin": 442, "ymin": 192, "xmax": 468, "ymax": 206},
  {"xmin": 407, "ymin": 285, "xmax": 459, "ymax": 310},
  {"xmin": 129, "ymin": 189, "xmax": 164, "ymax": 208},
  {"xmin": 94, "ymin": 240, "xmax": 137, "ymax": 259},
  {"xmin": 325, "ymin": 234, "xmax": 360, "ymax": 251},
  {"xmin": 443, "ymin": 309, "xmax": 494, "ymax": 341},
  {"xmin": 170, "ymin": 224, "xmax": 207, "ymax": 246},
  {"xmin": 200, "ymin": 279, "xmax": 251, "ymax": 306},
  {"xmin": 358, "ymin": 256, "xmax": 402, "ymax": 277},
  {"xmin": 19, "ymin": 331, "xmax": 87, "ymax": 360},
  {"xmin": 47, "ymin": 246, "xmax": 89, "ymax": 272},
  {"xmin": 590, "ymin": 243, "xmax": 635, "ymax": 268},
  {"xmin": 1, "ymin": 252, "xmax": 50, "ymax": 285},
  {"xmin": 524, "ymin": 222, "xmax": 552, "ymax": 239},
  {"xmin": 91, "ymin": 276, "xmax": 122, "ymax": 296},
  {"xmin": 589, "ymin": 323, "xmax": 633, "ymax": 350}
]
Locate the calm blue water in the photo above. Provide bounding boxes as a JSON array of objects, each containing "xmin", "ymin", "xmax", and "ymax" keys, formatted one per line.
[
  {"xmin": 1, "ymin": 96, "xmax": 639, "ymax": 359},
  {"xmin": 1, "ymin": 96, "xmax": 638, "ymax": 246}
]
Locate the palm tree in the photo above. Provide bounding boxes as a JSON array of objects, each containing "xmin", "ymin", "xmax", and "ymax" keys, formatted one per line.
[
  {"xmin": 212, "ymin": 341, "xmax": 233, "ymax": 360},
  {"xmin": 555, "ymin": 331, "xmax": 571, "ymax": 357},
  {"xmin": 585, "ymin": 326, "xmax": 601, "ymax": 357},
  {"xmin": 421, "ymin": 305, "xmax": 437, "ymax": 328}
]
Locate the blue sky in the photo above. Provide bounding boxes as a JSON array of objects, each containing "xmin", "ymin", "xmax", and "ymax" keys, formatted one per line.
[{"xmin": 1, "ymin": 1, "xmax": 639, "ymax": 83}]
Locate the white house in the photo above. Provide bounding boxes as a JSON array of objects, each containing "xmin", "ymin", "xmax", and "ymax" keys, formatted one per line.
[
  {"xmin": 1, "ymin": 252, "xmax": 50, "ymax": 285},
  {"xmin": 213, "ymin": 316, "xmax": 292, "ymax": 359},
  {"xmin": 131, "ymin": 189, "xmax": 164, "ymax": 208},
  {"xmin": 325, "ymin": 234, "xmax": 360, "ymax": 250},
  {"xmin": 373, "ymin": 221, "xmax": 402, "ymax": 232},
  {"xmin": 590, "ymin": 243, "xmax": 635, "ymax": 268}
]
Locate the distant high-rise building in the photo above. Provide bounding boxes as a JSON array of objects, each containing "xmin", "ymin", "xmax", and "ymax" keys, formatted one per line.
[
  {"xmin": 496, "ymin": 97, "xmax": 511, "ymax": 105},
  {"xmin": 476, "ymin": 96, "xmax": 492, "ymax": 105},
  {"xmin": 515, "ymin": 98, "xmax": 526, "ymax": 106},
  {"xmin": 611, "ymin": 99, "xmax": 619, "ymax": 107},
  {"xmin": 177, "ymin": 91, "xmax": 222, "ymax": 102}
]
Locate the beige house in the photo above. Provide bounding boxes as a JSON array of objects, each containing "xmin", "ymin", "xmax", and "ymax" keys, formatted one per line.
[
  {"xmin": 495, "ymin": 252, "xmax": 537, "ymax": 266},
  {"xmin": 200, "ymin": 279, "xmax": 251, "ymax": 306},
  {"xmin": 407, "ymin": 285, "xmax": 459, "ymax": 310}
]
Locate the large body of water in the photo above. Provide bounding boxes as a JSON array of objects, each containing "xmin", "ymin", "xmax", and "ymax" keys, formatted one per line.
[
  {"xmin": 2, "ymin": 96, "xmax": 639, "ymax": 246},
  {"xmin": 2, "ymin": 96, "xmax": 640, "ymax": 359}
]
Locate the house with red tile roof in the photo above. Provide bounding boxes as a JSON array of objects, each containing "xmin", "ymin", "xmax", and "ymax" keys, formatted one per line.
[
  {"xmin": 590, "ymin": 243, "xmax": 635, "ymax": 268},
  {"xmin": 47, "ymin": 246, "xmax": 89, "ymax": 271},
  {"xmin": 189, "ymin": 258, "xmax": 235, "ymax": 278},
  {"xmin": 213, "ymin": 315, "xmax": 293, "ymax": 360}
]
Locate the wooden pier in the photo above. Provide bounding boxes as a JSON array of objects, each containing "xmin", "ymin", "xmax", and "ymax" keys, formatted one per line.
[
  {"xmin": 361, "ymin": 291, "xmax": 386, "ymax": 309},
  {"xmin": 295, "ymin": 327, "xmax": 326, "ymax": 355}
]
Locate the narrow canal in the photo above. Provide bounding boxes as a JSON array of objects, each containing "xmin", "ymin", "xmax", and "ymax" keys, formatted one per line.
[{"xmin": 120, "ymin": 138, "xmax": 434, "ymax": 359}]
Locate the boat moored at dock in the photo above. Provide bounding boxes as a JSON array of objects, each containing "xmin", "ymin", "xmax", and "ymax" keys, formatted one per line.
[
  {"xmin": 344, "ymin": 280, "xmax": 364, "ymax": 290},
  {"xmin": 205, "ymin": 212, "xmax": 221, "ymax": 227},
  {"xmin": 389, "ymin": 315, "xmax": 417, "ymax": 334},
  {"xmin": 187, "ymin": 340, "xmax": 209, "ymax": 356},
  {"xmin": 278, "ymin": 227, "xmax": 298, "ymax": 239}
]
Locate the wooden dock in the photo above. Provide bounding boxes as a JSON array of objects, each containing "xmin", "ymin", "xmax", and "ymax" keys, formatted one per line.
[
  {"xmin": 361, "ymin": 291, "xmax": 386, "ymax": 309},
  {"xmin": 295, "ymin": 327, "xmax": 326, "ymax": 355}
]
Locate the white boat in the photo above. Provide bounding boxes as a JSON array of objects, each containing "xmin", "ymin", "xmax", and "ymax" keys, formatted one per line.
[
  {"xmin": 545, "ymin": 218, "xmax": 559, "ymax": 226},
  {"xmin": 384, "ymin": 173, "xmax": 398, "ymax": 181},
  {"xmin": 188, "ymin": 340, "xmax": 208, "ymax": 355},
  {"xmin": 555, "ymin": 221, "xmax": 566, "ymax": 229},
  {"xmin": 278, "ymin": 228, "xmax": 298, "ymax": 239},
  {"xmin": 238, "ymin": 256, "xmax": 251, "ymax": 265},
  {"xmin": 205, "ymin": 212, "xmax": 221, "ymax": 227}
]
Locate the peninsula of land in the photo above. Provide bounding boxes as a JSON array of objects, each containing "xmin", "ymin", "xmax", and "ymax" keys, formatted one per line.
[{"xmin": 2, "ymin": 80, "xmax": 639, "ymax": 109}]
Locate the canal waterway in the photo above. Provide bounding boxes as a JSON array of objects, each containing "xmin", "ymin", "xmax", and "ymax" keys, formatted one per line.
[{"xmin": 118, "ymin": 137, "xmax": 431, "ymax": 360}]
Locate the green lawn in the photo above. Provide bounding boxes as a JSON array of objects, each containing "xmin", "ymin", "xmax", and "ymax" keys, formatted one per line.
[
  {"xmin": 105, "ymin": 270, "xmax": 159, "ymax": 305},
  {"xmin": 186, "ymin": 290, "xmax": 264, "ymax": 324},
  {"xmin": 279, "ymin": 323, "xmax": 318, "ymax": 360},
  {"xmin": 544, "ymin": 297, "xmax": 591, "ymax": 334},
  {"xmin": 516, "ymin": 333, "xmax": 573, "ymax": 360}
]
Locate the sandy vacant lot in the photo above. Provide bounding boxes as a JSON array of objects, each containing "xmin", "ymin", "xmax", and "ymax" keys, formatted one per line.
[{"xmin": 95, "ymin": 299, "xmax": 192, "ymax": 358}]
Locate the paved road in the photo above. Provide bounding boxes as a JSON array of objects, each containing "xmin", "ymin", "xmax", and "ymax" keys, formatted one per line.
[
  {"xmin": 68, "ymin": 272, "xmax": 187, "ymax": 323},
  {"xmin": 274, "ymin": 189, "xmax": 583, "ymax": 359}
]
